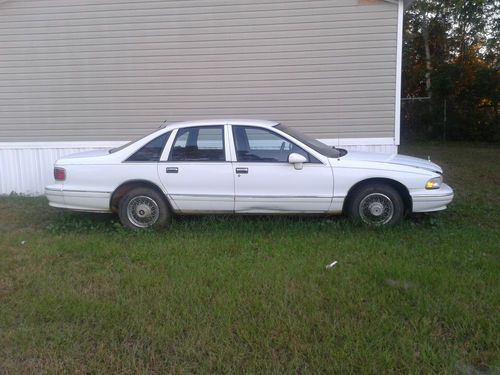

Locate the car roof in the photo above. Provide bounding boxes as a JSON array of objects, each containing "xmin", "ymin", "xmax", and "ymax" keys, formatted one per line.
[{"xmin": 165, "ymin": 119, "xmax": 280, "ymax": 129}]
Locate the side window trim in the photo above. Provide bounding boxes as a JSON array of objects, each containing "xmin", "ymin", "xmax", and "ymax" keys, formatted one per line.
[
  {"xmin": 167, "ymin": 125, "xmax": 227, "ymax": 162},
  {"xmin": 224, "ymin": 124, "xmax": 234, "ymax": 162},
  {"xmin": 159, "ymin": 128, "xmax": 178, "ymax": 162}
]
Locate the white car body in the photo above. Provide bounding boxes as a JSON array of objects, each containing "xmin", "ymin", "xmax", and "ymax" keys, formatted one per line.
[{"xmin": 45, "ymin": 119, "xmax": 453, "ymax": 225}]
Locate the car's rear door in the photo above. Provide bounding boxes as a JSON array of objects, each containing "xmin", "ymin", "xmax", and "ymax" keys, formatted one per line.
[
  {"xmin": 158, "ymin": 125, "xmax": 234, "ymax": 213},
  {"xmin": 230, "ymin": 125, "xmax": 333, "ymax": 213}
]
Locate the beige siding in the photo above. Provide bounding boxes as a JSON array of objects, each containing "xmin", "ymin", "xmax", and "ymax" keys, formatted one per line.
[{"xmin": 0, "ymin": 0, "xmax": 398, "ymax": 141}]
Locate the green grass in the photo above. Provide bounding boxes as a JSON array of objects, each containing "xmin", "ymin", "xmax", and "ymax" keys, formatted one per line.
[{"xmin": 0, "ymin": 142, "xmax": 499, "ymax": 374}]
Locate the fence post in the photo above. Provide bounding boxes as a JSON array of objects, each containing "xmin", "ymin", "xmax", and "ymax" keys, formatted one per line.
[{"xmin": 443, "ymin": 99, "xmax": 447, "ymax": 142}]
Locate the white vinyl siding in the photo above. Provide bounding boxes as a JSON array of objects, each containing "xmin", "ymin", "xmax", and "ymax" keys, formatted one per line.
[{"xmin": 0, "ymin": 0, "xmax": 398, "ymax": 142}]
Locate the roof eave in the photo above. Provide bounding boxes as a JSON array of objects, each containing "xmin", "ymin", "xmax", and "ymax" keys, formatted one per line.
[
  {"xmin": 404, "ymin": 0, "xmax": 416, "ymax": 8},
  {"xmin": 384, "ymin": 0, "xmax": 416, "ymax": 9}
]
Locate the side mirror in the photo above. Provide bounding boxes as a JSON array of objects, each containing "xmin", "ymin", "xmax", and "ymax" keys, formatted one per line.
[{"xmin": 288, "ymin": 153, "xmax": 308, "ymax": 170}]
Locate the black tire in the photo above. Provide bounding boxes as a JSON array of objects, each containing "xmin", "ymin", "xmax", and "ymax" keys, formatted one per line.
[
  {"xmin": 348, "ymin": 183, "xmax": 404, "ymax": 226},
  {"xmin": 118, "ymin": 187, "xmax": 171, "ymax": 230}
]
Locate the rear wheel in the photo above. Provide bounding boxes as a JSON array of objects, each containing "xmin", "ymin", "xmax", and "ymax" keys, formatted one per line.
[
  {"xmin": 118, "ymin": 187, "xmax": 170, "ymax": 229},
  {"xmin": 348, "ymin": 183, "xmax": 404, "ymax": 226}
]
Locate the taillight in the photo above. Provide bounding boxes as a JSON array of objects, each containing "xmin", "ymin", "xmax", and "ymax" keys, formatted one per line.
[{"xmin": 54, "ymin": 167, "xmax": 66, "ymax": 181}]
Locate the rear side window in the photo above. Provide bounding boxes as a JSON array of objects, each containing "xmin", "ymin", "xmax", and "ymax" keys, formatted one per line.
[
  {"xmin": 169, "ymin": 126, "xmax": 225, "ymax": 162},
  {"xmin": 126, "ymin": 131, "xmax": 171, "ymax": 162}
]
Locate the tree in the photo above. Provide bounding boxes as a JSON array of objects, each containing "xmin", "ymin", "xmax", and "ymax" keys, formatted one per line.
[{"xmin": 402, "ymin": 0, "xmax": 499, "ymax": 142}]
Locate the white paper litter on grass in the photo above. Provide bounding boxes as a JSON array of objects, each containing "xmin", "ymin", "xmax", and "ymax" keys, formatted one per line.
[{"xmin": 325, "ymin": 261, "xmax": 338, "ymax": 269}]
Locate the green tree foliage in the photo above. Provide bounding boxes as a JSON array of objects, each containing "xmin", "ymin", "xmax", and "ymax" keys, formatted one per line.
[{"xmin": 402, "ymin": 0, "xmax": 499, "ymax": 142}]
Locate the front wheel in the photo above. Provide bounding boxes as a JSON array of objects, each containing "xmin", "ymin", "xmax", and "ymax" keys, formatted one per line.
[
  {"xmin": 348, "ymin": 183, "xmax": 404, "ymax": 226},
  {"xmin": 118, "ymin": 187, "xmax": 171, "ymax": 230}
]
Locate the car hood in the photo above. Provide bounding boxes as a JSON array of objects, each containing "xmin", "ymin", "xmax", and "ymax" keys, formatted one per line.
[
  {"xmin": 339, "ymin": 151, "xmax": 443, "ymax": 173},
  {"xmin": 59, "ymin": 149, "xmax": 112, "ymax": 159}
]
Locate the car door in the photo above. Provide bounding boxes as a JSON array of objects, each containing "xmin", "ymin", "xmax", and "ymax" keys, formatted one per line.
[
  {"xmin": 231, "ymin": 125, "xmax": 334, "ymax": 213},
  {"xmin": 158, "ymin": 125, "xmax": 234, "ymax": 213}
]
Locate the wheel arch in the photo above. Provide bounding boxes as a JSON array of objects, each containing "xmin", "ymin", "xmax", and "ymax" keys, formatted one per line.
[
  {"xmin": 110, "ymin": 179, "xmax": 172, "ymax": 213},
  {"xmin": 342, "ymin": 178, "xmax": 412, "ymax": 214}
]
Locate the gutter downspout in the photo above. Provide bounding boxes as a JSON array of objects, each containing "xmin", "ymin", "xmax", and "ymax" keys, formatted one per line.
[{"xmin": 394, "ymin": 0, "xmax": 404, "ymax": 147}]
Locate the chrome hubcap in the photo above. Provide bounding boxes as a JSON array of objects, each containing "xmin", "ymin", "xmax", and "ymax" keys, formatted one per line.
[
  {"xmin": 136, "ymin": 204, "xmax": 151, "ymax": 218},
  {"xmin": 127, "ymin": 196, "xmax": 159, "ymax": 228},
  {"xmin": 359, "ymin": 193, "xmax": 394, "ymax": 225},
  {"xmin": 369, "ymin": 202, "xmax": 384, "ymax": 216}
]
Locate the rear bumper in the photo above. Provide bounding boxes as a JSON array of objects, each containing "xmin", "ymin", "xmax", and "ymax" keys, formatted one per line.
[
  {"xmin": 411, "ymin": 183, "xmax": 454, "ymax": 213},
  {"xmin": 45, "ymin": 185, "xmax": 111, "ymax": 212}
]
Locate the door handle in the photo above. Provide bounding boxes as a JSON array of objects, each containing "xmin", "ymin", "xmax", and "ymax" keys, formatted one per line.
[
  {"xmin": 166, "ymin": 167, "xmax": 178, "ymax": 174},
  {"xmin": 235, "ymin": 167, "xmax": 248, "ymax": 174}
]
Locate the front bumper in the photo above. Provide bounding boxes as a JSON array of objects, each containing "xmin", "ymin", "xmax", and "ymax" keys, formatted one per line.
[{"xmin": 411, "ymin": 183, "xmax": 454, "ymax": 213}]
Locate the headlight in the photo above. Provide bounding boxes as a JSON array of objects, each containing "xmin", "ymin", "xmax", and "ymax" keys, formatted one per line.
[{"xmin": 425, "ymin": 176, "xmax": 442, "ymax": 189}]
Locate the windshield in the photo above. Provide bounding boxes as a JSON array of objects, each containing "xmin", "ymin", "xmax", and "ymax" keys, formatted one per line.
[{"xmin": 275, "ymin": 124, "xmax": 343, "ymax": 158}]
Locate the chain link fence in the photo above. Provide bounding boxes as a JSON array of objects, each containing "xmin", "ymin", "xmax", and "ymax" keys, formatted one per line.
[{"xmin": 401, "ymin": 97, "xmax": 499, "ymax": 142}]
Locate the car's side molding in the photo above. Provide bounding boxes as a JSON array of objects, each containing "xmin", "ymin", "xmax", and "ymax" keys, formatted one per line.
[{"xmin": 47, "ymin": 188, "xmax": 112, "ymax": 194}]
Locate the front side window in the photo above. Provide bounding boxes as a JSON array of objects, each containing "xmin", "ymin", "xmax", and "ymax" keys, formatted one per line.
[
  {"xmin": 232, "ymin": 126, "xmax": 314, "ymax": 163},
  {"xmin": 169, "ymin": 126, "xmax": 225, "ymax": 162},
  {"xmin": 126, "ymin": 131, "xmax": 171, "ymax": 162},
  {"xmin": 275, "ymin": 124, "xmax": 343, "ymax": 158}
]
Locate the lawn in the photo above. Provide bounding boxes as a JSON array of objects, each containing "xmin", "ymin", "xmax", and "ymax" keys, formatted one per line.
[{"xmin": 0, "ymin": 142, "xmax": 498, "ymax": 374}]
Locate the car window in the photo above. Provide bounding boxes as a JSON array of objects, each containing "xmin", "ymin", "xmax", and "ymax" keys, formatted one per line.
[
  {"xmin": 232, "ymin": 126, "xmax": 317, "ymax": 163},
  {"xmin": 169, "ymin": 126, "xmax": 225, "ymax": 162},
  {"xmin": 109, "ymin": 125, "xmax": 167, "ymax": 154},
  {"xmin": 275, "ymin": 124, "xmax": 343, "ymax": 158},
  {"xmin": 126, "ymin": 131, "xmax": 171, "ymax": 162}
]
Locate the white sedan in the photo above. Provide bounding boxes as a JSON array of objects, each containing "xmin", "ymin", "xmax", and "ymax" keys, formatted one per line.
[{"xmin": 45, "ymin": 119, "xmax": 453, "ymax": 229}]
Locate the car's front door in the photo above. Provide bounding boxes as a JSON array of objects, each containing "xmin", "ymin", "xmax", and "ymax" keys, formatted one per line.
[
  {"xmin": 231, "ymin": 125, "xmax": 333, "ymax": 213},
  {"xmin": 158, "ymin": 125, "xmax": 234, "ymax": 213}
]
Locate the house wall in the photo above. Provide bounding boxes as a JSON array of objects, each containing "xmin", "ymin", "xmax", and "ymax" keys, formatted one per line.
[{"xmin": 0, "ymin": 0, "xmax": 402, "ymax": 195}]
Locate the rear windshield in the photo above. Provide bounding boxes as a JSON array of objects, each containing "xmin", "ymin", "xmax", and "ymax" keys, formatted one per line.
[{"xmin": 109, "ymin": 127, "xmax": 165, "ymax": 154}]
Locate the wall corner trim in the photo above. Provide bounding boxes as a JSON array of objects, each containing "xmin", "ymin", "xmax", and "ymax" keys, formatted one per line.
[{"xmin": 394, "ymin": 0, "xmax": 404, "ymax": 146}]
